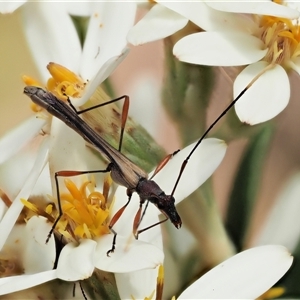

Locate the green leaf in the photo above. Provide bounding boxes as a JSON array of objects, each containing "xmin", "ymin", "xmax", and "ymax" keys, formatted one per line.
[
  {"xmin": 82, "ymin": 87, "xmax": 166, "ymax": 173},
  {"xmin": 81, "ymin": 269, "xmax": 121, "ymax": 300},
  {"xmin": 225, "ymin": 123, "xmax": 275, "ymax": 251},
  {"xmin": 162, "ymin": 39, "xmax": 215, "ymax": 146},
  {"xmin": 273, "ymin": 240, "xmax": 300, "ymax": 299}
]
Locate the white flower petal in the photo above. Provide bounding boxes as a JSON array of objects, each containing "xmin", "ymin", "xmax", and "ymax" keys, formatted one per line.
[
  {"xmin": 0, "ymin": 270, "xmax": 57, "ymax": 296},
  {"xmin": 111, "ymin": 188, "xmax": 163, "ymax": 249},
  {"xmin": 56, "ymin": 239, "xmax": 96, "ymax": 281},
  {"xmin": 0, "ymin": 116, "xmax": 45, "ymax": 164},
  {"xmin": 63, "ymin": 1, "xmax": 92, "ymax": 16},
  {"xmin": 109, "ymin": 187, "xmax": 137, "ymax": 225},
  {"xmin": 289, "ymin": 56, "xmax": 300, "ymax": 75},
  {"xmin": 94, "ymin": 235, "xmax": 164, "ymax": 273},
  {"xmin": 48, "ymin": 119, "xmax": 109, "ymax": 206},
  {"xmin": 48, "ymin": 118, "xmax": 107, "ymax": 188},
  {"xmin": 49, "ymin": 119, "xmax": 91, "ymax": 173},
  {"xmin": 174, "ymin": 32, "xmax": 267, "ymax": 66},
  {"xmin": 158, "ymin": 1, "xmax": 255, "ymax": 33},
  {"xmin": 179, "ymin": 245, "xmax": 293, "ymax": 299},
  {"xmin": 207, "ymin": 0, "xmax": 300, "ymax": 19},
  {"xmin": 127, "ymin": 76, "xmax": 161, "ymax": 138},
  {"xmin": 21, "ymin": 2, "xmax": 81, "ymax": 82},
  {"xmin": 0, "ymin": 148, "xmax": 38, "ymax": 201},
  {"xmin": 290, "ymin": 2, "xmax": 300, "ymax": 13},
  {"xmin": 0, "ymin": 146, "xmax": 51, "ymax": 205},
  {"xmin": 0, "ymin": 1, "xmax": 26, "ymax": 13},
  {"xmin": 109, "ymin": 139, "xmax": 226, "ymax": 249},
  {"xmin": 30, "ymin": 161, "xmax": 52, "ymax": 197},
  {"xmin": 153, "ymin": 138, "xmax": 227, "ymax": 204},
  {"xmin": 254, "ymin": 173, "xmax": 300, "ymax": 253},
  {"xmin": 115, "ymin": 267, "xmax": 158, "ymax": 300},
  {"xmin": 127, "ymin": 4, "xmax": 188, "ymax": 45},
  {"xmin": 80, "ymin": 2, "xmax": 136, "ymax": 80},
  {"xmin": 234, "ymin": 61, "xmax": 290, "ymax": 124},
  {"xmin": 79, "ymin": 48, "xmax": 129, "ymax": 105},
  {"xmin": 0, "ymin": 219, "xmax": 54, "ymax": 274},
  {"xmin": 23, "ymin": 216, "xmax": 56, "ymax": 273},
  {"xmin": 0, "ymin": 138, "xmax": 49, "ymax": 251}
]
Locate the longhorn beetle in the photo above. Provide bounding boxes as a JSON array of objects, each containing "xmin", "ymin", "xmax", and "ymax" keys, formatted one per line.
[{"xmin": 24, "ymin": 80, "xmax": 251, "ymax": 254}]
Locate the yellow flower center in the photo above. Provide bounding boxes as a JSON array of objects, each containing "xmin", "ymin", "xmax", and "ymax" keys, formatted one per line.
[
  {"xmin": 259, "ymin": 13, "xmax": 300, "ymax": 66},
  {"xmin": 46, "ymin": 62, "xmax": 87, "ymax": 100},
  {"xmin": 22, "ymin": 175, "xmax": 113, "ymax": 242},
  {"xmin": 23, "ymin": 62, "xmax": 86, "ymax": 108},
  {"xmin": 60, "ymin": 177, "xmax": 111, "ymax": 240}
]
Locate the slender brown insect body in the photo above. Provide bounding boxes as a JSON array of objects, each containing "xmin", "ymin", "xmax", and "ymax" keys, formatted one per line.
[
  {"xmin": 24, "ymin": 79, "xmax": 250, "ymax": 254},
  {"xmin": 24, "ymin": 86, "xmax": 181, "ymax": 253}
]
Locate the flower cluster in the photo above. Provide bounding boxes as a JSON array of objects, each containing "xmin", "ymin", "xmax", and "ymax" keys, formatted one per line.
[
  {"xmin": 0, "ymin": 1, "xmax": 298, "ymax": 299},
  {"xmin": 128, "ymin": 1, "xmax": 300, "ymax": 125}
]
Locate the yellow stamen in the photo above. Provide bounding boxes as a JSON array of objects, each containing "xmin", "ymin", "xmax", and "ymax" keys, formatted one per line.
[
  {"xmin": 258, "ymin": 12, "xmax": 300, "ymax": 66},
  {"xmin": 103, "ymin": 174, "xmax": 113, "ymax": 200},
  {"xmin": 30, "ymin": 103, "xmax": 43, "ymax": 113},
  {"xmin": 19, "ymin": 175, "xmax": 112, "ymax": 242},
  {"xmin": 156, "ymin": 265, "xmax": 164, "ymax": 300},
  {"xmin": 45, "ymin": 204, "xmax": 53, "ymax": 214},
  {"xmin": 22, "ymin": 75, "xmax": 44, "ymax": 87},
  {"xmin": 60, "ymin": 177, "xmax": 111, "ymax": 240},
  {"xmin": 24, "ymin": 62, "xmax": 87, "ymax": 114},
  {"xmin": 46, "ymin": 62, "xmax": 86, "ymax": 99},
  {"xmin": 64, "ymin": 179, "xmax": 85, "ymax": 201},
  {"xmin": 47, "ymin": 62, "xmax": 82, "ymax": 84},
  {"xmin": 22, "ymin": 75, "xmax": 45, "ymax": 112},
  {"xmin": 21, "ymin": 199, "xmax": 39, "ymax": 214},
  {"xmin": 257, "ymin": 287, "xmax": 285, "ymax": 299},
  {"xmin": 20, "ymin": 198, "xmax": 55, "ymax": 223}
]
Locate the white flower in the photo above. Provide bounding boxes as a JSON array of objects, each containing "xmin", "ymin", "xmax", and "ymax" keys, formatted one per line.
[
  {"xmin": 0, "ymin": 216, "xmax": 55, "ymax": 275},
  {"xmin": 127, "ymin": 3, "xmax": 189, "ymax": 45},
  {"xmin": 129, "ymin": 1, "xmax": 300, "ymax": 125},
  {"xmin": 0, "ymin": 2, "xmax": 228, "ymax": 295},
  {"xmin": 178, "ymin": 245, "xmax": 293, "ymax": 299},
  {"xmin": 127, "ymin": 245, "xmax": 292, "ymax": 300},
  {"xmin": 171, "ymin": 1, "xmax": 300, "ymax": 125},
  {"xmin": 0, "ymin": 131, "xmax": 49, "ymax": 252},
  {"xmin": 95, "ymin": 137, "xmax": 227, "ymax": 299},
  {"xmin": 0, "ymin": 1, "xmax": 26, "ymax": 14},
  {"xmin": 128, "ymin": 1, "xmax": 299, "ymax": 46},
  {"xmin": 0, "ymin": 112, "xmax": 227, "ymax": 296},
  {"xmin": 18, "ymin": 1, "xmax": 137, "ymax": 106}
]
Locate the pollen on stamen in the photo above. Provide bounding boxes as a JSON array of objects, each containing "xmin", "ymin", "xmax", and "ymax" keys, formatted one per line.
[
  {"xmin": 20, "ymin": 198, "xmax": 56, "ymax": 225},
  {"xmin": 59, "ymin": 176, "xmax": 112, "ymax": 241},
  {"xmin": 259, "ymin": 15, "xmax": 300, "ymax": 65},
  {"xmin": 46, "ymin": 62, "xmax": 86, "ymax": 100},
  {"xmin": 19, "ymin": 175, "xmax": 113, "ymax": 243}
]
